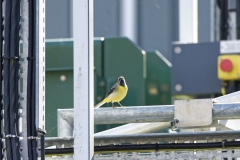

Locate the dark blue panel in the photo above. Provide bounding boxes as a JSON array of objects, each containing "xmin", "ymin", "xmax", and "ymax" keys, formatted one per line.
[{"xmin": 171, "ymin": 42, "xmax": 221, "ymax": 95}]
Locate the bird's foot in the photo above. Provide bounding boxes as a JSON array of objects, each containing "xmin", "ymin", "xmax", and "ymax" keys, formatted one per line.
[{"xmin": 112, "ymin": 106, "xmax": 117, "ymax": 108}]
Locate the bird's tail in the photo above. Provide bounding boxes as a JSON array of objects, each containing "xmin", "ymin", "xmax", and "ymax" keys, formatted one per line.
[{"xmin": 94, "ymin": 101, "xmax": 106, "ymax": 108}]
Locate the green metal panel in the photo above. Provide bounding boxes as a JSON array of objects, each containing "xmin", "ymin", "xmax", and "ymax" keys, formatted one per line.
[
  {"xmin": 46, "ymin": 40, "xmax": 73, "ymax": 71},
  {"xmin": 45, "ymin": 40, "xmax": 74, "ymax": 137},
  {"xmin": 94, "ymin": 38, "xmax": 103, "ymax": 77},
  {"xmin": 46, "ymin": 71, "xmax": 73, "ymax": 137},
  {"xmin": 102, "ymin": 37, "xmax": 146, "ymax": 106},
  {"xmin": 146, "ymin": 51, "xmax": 172, "ymax": 105}
]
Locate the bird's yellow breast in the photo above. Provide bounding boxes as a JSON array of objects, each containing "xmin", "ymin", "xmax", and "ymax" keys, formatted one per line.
[{"xmin": 105, "ymin": 85, "xmax": 128, "ymax": 103}]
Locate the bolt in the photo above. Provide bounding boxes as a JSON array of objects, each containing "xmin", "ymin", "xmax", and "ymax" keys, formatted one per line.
[
  {"xmin": 175, "ymin": 84, "xmax": 182, "ymax": 92},
  {"xmin": 174, "ymin": 47, "xmax": 182, "ymax": 54}
]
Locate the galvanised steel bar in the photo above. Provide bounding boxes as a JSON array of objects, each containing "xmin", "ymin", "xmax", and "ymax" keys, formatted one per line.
[
  {"xmin": 94, "ymin": 105, "xmax": 174, "ymax": 124},
  {"xmin": 94, "ymin": 130, "xmax": 240, "ymax": 145},
  {"xmin": 43, "ymin": 130, "xmax": 240, "ymax": 147},
  {"xmin": 20, "ymin": 0, "xmax": 30, "ymax": 158},
  {"xmin": 94, "ymin": 103, "xmax": 240, "ymax": 124}
]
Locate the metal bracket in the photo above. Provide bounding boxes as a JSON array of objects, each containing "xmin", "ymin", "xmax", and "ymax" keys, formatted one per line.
[
  {"xmin": 174, "ymin": 99, "xmax": 213, "ymax": 127},
  {"xmin": 28, "ymin": 136, "xmax": 37, "ymax": 140},
  {"xmin": 170, "ymin": 118, "xmax": 179, "ymax": 131}
]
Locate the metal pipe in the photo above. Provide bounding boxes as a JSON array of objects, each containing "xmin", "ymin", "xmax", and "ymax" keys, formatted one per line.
[
  {"xmin": 120, "ymin": 0, "xmax": 138, "ymax": 43},
  {"xmin": 95, "ymin": 105, "xmax": 174, "ymax": 124},
  {"xmin": 94, "ymin": 130, "xmax": 240, "ymax": 145},
  {"xmin": 94, "ymin": 122, "xmax": 170, "ymax": 136},
  {"xmin": 57, "ymin": 103, "xmax": 240, "ymax": 125},
  {"xmin": 43, "ymin": 130, "xmax": 240, "ymax": 147},
  {"xmin": 57, "ymin": 109, "xmax": 73, "ymax": 137},
  {"xmin": 95, "ymin": 141, "xmax": 240, "ymax": 152},
  {"xmin": 95, "ymin": 103, "xmax": 240, "ymax": 124},
  {"xmin": 20, "ymin": 0, "xmax": 30, "ymax": 159}
]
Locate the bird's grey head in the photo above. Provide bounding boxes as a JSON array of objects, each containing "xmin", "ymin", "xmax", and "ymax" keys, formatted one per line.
[{"xmin": 118, "ymin": 76, "xmax": 126, "ymax": 86}]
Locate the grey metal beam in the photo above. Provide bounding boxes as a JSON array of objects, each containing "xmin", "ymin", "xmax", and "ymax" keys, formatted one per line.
[
  {"xmin": 35, "ymin": 0, "xmax": 46, "ymax": 134},
  {"xmin": 73, "ymin": 0, "xmax": 94, "ymax": 158}
]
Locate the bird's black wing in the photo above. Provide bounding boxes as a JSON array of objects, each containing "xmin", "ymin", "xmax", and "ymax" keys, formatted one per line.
[{"xmin": 105, "ymin": 83, "xmax": 118, "ymax": 98}]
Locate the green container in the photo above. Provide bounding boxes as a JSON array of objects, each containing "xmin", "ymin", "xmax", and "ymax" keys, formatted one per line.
[{"xmin": 146, "ymin": 51, "xmax": 172, "ymax": 105}]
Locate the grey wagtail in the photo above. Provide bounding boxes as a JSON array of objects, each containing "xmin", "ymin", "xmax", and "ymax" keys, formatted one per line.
[{"xmin": 94, "ymin": 76, "xmax": 128, "ymax": 108}]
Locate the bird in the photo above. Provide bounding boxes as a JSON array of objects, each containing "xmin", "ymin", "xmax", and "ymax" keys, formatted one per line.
[{"xmin": 94, "ymin": 76, "xmax": 128, "ymax": 108}]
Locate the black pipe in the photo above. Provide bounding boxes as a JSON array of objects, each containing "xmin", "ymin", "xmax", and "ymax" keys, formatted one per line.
[
  {"xmin": 41, "ymin": 135, "xmax": 45, "ymax": 160},
  {"xmin": 45, "ymin": 148, "xmax": 74, "ymax": 155},
  {"xmin": 9, "ymin": 0, "xmax": 21, "ymax": 159},
  {"xmin": 27, "ymin": 0, "xmax": 33, "ymax": 158},
  {"xmin": 44, "ymin": 141, "xmax": 240, "ymax": 155},
  {"xmin": 95, "ymin": 141, "xmax": 240, "ymax": 152},
  {"xmin": 237, "ymin": 0, "xmax": 240, "ymax": 39},
  {"xmin": 27, "ymin": 28, "xmax": 33, "ymax": 160},
  {"xmin": 218, "ymin": 0, "xmax": 229, "ymax": 40},
  {"xmin": 3, "ymin": 0, "xmax": 13, "ymax": 159},
  {"xmin": 0, "ymin": 0, "xmax": 3, "ymax": 159},
  {"xmin": 27, "ymin": 0, "xmax": 38, "ymax": 159}
]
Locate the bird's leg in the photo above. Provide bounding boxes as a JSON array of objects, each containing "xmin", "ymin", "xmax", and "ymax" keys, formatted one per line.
[
  {"xmin": 112, "ymin": 102, "xmax": 117, "ymax": 108},
  {"xmin": 118, "ymin": 102, "xmax": 124, "ymax": 107}
]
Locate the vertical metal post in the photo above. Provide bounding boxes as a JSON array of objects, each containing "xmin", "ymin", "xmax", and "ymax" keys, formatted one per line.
[
  {"xmin": 73, "ymin": 0, "xmax": 94, "ymax": 159},
  {"xmin": 120, "ymin": 0, "xmax": 138, "ymax": 43},
  {"xmin": 35, "ymin": 0, "xmax": 46, "ymax": 158},
  {"xmin": 20, "ymin": 0, "xmax": 29, "ymax": 159},
  {"xmin": 179, "ymin": 0, "xmax": 198, "ymax": 42},
  {"xmin": 35, "ymin": 0, "xmax": 46, "ymax": 134}
]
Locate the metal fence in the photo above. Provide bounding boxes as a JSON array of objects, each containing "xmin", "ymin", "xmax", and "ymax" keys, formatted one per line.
[{"xmin": 43, "ymin": 91, "xmax": 240, "ymax": 159}]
